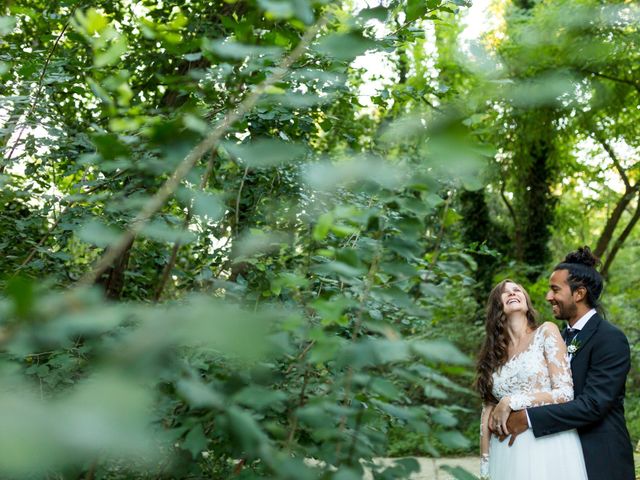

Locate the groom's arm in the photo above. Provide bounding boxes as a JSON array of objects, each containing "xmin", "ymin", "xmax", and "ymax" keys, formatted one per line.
[{"xmin": 527, "ymin": 327, "xmax": 630, "ymax": 437}]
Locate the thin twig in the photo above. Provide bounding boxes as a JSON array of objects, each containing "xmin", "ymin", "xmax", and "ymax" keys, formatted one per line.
[
  {"xmin": 335, "ymin": 244, "xmax": 382, "ymax": 459},
  {"xmin": 153, "ymin": 150, "xmax": 218, "ymax": 301},
  {"xmin": 284, "ymin": 341, "xmax": 316, "ymax": 375},
  {"xmin": 2, "ymin": 21, "xmax": 71, "ymax": 169},
  {"xmin": 285, "ymin": 367, "xmax": 310, "ymax": 448},
  {"xmin": 78, "ymin": 13, "xmax": 332, "ymax": 287},
  {"xmin": 235, "ymin": 166, "xmax": 250, "ymax": 237},
  {"xmin": 430, "ymin": 191, "xmax": 452, "ymax": 267},
  {"xmin": 581, "ymin": 68, "xmax": 640, "ymax": 91},
  {"xmin": 388, "ymin": 8, "xmax": 439, "ymax": 37}
]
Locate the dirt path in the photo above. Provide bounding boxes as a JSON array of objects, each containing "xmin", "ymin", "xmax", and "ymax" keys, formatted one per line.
[
  {"xmin": 364, "ymin": 457, "xmax": 479, "ymax": 479},
  {"xmin": 367, "ymin": 454, "xmax": 640, "ymax": 479}
]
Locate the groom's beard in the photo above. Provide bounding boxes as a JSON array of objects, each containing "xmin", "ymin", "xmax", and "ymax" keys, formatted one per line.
[{"xmin": 551, "ymin": 301, "xmax": 577, "ymax": 321}]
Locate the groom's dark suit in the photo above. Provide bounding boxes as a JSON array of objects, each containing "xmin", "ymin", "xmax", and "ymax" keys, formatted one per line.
[{"xmin": 528, "ymin": 313, "xmax": 634, "ymax": 479}]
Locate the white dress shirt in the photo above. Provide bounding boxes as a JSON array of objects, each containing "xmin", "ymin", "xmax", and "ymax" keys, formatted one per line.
[{"xmin": 569, "ymin": 308, "xmax": 597, "ymax": 331}]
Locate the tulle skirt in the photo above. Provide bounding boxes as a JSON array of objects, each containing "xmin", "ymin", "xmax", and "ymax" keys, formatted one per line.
[{"xmin": 489, "ymin": 429, "xmax": 588, "ymax": 480}]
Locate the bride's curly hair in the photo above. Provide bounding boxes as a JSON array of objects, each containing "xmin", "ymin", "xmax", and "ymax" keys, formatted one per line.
[{"xmin": 474, "ymin": 279, "xmax": 539, "ymax": 403}]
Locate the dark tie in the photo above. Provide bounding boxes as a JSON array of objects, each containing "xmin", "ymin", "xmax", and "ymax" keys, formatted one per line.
[{"xmin": 565, "ymin": 327, "xmax": 579, "ymax": 345}]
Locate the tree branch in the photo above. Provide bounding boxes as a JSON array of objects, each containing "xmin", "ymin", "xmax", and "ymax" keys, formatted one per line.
[
  {"xmin": 581, "ymin": 68, "xmax": 640, "ymax": 91},
  {"xmin": 589, "ymin": 129, "xmax": 632, "ymax": 190},
  {"xmin": 234, "ymin": 166, "xmax": 250, "ymax": 237},
  {"xmin": 601, "ymin": 193, "xmax": 640, "ymax": 277},
  {"xmin": 153, "ymin": 150, "xmax": 218, "ymax": 302},
  {"xmin": 78, "ymin": 12, "xmax": 332, "ymax": 287},
  {"xmin": 593, "ymin": 188, "xmax": 637, "ymax": 258}
]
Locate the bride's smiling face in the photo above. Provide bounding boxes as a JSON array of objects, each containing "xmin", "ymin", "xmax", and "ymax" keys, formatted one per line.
[{"xmin": 501, "ymin": 282, "xmax": 529, "ymax": 315}]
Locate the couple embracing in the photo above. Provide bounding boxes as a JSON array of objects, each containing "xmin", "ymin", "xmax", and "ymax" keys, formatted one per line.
[{"xmin": 476, "ymin": 246, "xmax": 635, "ymax": 480}]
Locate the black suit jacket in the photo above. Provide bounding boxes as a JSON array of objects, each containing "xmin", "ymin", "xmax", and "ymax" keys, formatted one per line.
[{"xmin": 528, "ymin": 313, "xmax": 635, "ymax": 480}]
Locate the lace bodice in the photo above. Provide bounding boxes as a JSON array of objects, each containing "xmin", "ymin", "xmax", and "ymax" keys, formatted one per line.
[
  {"xmin": 479, "ymin": 322, "xmax": 574, "ymax": 478},
  {"xmin": 492, "ymin": 322, "xmax": 574, "ymax": 410}
]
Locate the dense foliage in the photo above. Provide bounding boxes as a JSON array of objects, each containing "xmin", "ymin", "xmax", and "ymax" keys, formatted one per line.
[{"xmin": 0, "ymin": 0, "xmax": 638, "ymax": 478}]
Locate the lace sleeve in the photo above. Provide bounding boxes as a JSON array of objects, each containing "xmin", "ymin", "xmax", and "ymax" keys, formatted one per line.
[
  {"xmin": 509, "ymin": 322, "xmax": 574, "ymax": 410},
  {"xmin": 479, "ymin": 403, "xmax": 493, "ymax": 479}
]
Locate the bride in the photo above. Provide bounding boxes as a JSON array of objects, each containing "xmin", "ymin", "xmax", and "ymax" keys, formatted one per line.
[{"xmin": 475, "ymin": 279, "xmax": 588, "ymax": 480}]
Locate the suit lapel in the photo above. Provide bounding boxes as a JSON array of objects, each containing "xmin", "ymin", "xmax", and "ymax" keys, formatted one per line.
[{"xmin": 570, "ymin": 313, "xmax": 601, "ymax": 363}]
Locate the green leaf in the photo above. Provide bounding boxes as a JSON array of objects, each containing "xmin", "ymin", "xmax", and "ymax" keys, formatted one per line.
[
  {"xmin": 95, "ymin": 34, "xmax": 128, "ymax": 67},
  {"xmin": 436, "ymin": 430, "xmax": 471, "ymax": 450},
  {"xmin": 0, "ymin": 16, "xmax": 16, "ymax": 36},
  {"xmin": 411, "ymin": 340, "xmax": 471, "ymax": 365},
  {"xmin": 202, "ymin": 38, "xmax": 282, "ymax": 60},
  {"xmin": 304, "ymin": 155, "xmax": 404, "ymax": 191},
  {"xmin": 313, "ymin": 212, "xmax": 333, "ymax": 240},
  {"xmin": 339, "ymin": 339, "xmax": 410, "ymax": 368},
  {"xmin": 140, "ymin": 219, "xmax": 196, "ymax": 244},
  {"xmin": 332, "ymin": 469, "xmax": 362, "ymax": 480},
  {"xmin": 77, "ymin": 220, "xmax": 121, "ymax": 248},
  {"xmin": 371, "ymin": 400, "xmax": 423, "ymax": 421},
  {"xmin": 190, "ymin": 190, "xmax": 224, "ymax": 220},
  {"xmin": 223, "ymin": 138, "xmax": 307, "ymax": 168},
  {"xmin": 440, "ymin": 465, "xmax": 479, "ymax": 480},
  {"xmin": 309, "ymin": 336, "xmax": 345, "ymax": 363},
  {"xmin": 312, "ymin": 260, "xmax": 366, "ymax": 278},
  {"xmin": 233, "ymin": 386, "xmax": 287, "ymax": 411},
  {"xmin": 311, "ymin": 296, "xmax": 355, "ymax": 326},
  {"xmin": 315, "ymin": 33, "xmax": 378, "ymax": 61},
  {"xmin": 183, "ymin": 52, "xmax": 202, "ymax": 61},
  {"xmin": 423, "ymin": 384, "xmax": 448, "ymax": 400},
  {"xmin": 442, "ymin": 209, "xmax": 463, "ymax": 228},
  {"xmin": 227, "ymin": 406, "xmax": 270, "ymax": 454},
  {"xmin": 5, "ymin": 276, "xmax": 34, "ymax": 318},
  {"xmin": 296, "ymin": 404, "xmax": 334, "ymax": 429},
  {"xmin": 369, "ymin": 378, "xmax": 402, "ymax": 400},
  {"xmin": 406, "ymin": 0, "xmax": 428, "ymax": 23},
  {"xmin": 271, "ymin": 272, "xmax": 310, "ymax": 292},
  {"xmin": 74, "ymin": 8, "xmax": 109, "ymax": 35},
  {"xmin": 357, "ymin": 7, "xmax": 388, "ymax": 23},
  {"xmin": 261, "ymin": 91, "xmax": 334, "ymax": 109},
  {"xmin": 260, "ymin": 0, "xmax": 314, "ymax": 24},
  {"xmin": 182, "ymin": 425, "xmax": 208, "ymax": 459},
  {"xmin": 430, "ymin": 408, "xmax": 458, "ymax": 427},
  {"xmin": 258, "ymin": 0, "xmax": 294, "ymax": 19},
  {"xmin": 176, "ymin": 379, "xmax": 224, "ymax": 409}
]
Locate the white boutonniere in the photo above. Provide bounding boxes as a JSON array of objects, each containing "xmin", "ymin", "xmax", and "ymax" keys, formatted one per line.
[{"xmin": 567, "ymin": 338, "xmax": 581, "ymax": 356}]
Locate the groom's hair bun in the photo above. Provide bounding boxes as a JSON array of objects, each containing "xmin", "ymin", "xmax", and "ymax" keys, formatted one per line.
[
  {"xmin": 555, "ymin": 245, "xmax": 603, "ymax": 308},
  {"xmin": 563, "ymin": 246, "xmax": 601, "ymax": 269}
]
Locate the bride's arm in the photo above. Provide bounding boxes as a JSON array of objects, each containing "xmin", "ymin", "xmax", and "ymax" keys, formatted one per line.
[
  {"xmin": 492, "ymin": 322, "xmax": 573, "ymax": 433},
  {"xmin": 480, "ymin": 403, "xmax": 494, "ymax": 479}
]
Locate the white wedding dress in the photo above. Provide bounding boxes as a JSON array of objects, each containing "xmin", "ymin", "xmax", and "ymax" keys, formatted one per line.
[{"xmin": 481, "ymin": 322, "xmax": 588, "ymax": 480}]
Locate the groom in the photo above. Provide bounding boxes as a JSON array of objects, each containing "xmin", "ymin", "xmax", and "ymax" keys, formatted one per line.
[{"xmin": 495, "ymin": 246, "xmax": 635, "ymax": 479}]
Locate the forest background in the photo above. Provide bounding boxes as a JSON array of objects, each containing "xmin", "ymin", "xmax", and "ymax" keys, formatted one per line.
[{"xmin": 0, "ymin": 0, "xmax": 639, "ymax": 478}]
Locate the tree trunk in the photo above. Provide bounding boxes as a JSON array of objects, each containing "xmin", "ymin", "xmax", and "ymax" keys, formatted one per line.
[
  {"xmin": 96, "ymin": 237, "xmax": 134, "ymax": 300},
  {"xmin": 511, "ymin": 110, "xmax": 557, "ymax": 281},
  {"xmin": 459, "ymin": 189, "xmax": 509, "ymax": 301}
]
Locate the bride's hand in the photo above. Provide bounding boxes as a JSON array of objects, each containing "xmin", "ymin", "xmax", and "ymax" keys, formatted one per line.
[{"xmin": 491, "ymin": 397, "xmax": 512, "ymax": 437}]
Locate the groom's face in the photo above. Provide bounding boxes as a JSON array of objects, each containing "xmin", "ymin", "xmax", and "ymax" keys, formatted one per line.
[{"xmin": 546, "ymin": 269, "xmax": 577, "ymax": 321}]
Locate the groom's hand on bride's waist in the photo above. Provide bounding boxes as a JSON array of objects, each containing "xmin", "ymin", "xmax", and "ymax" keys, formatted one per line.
[{"xmin": 498, "ymin": 410, "xmax": 529, "ymax": 446}]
